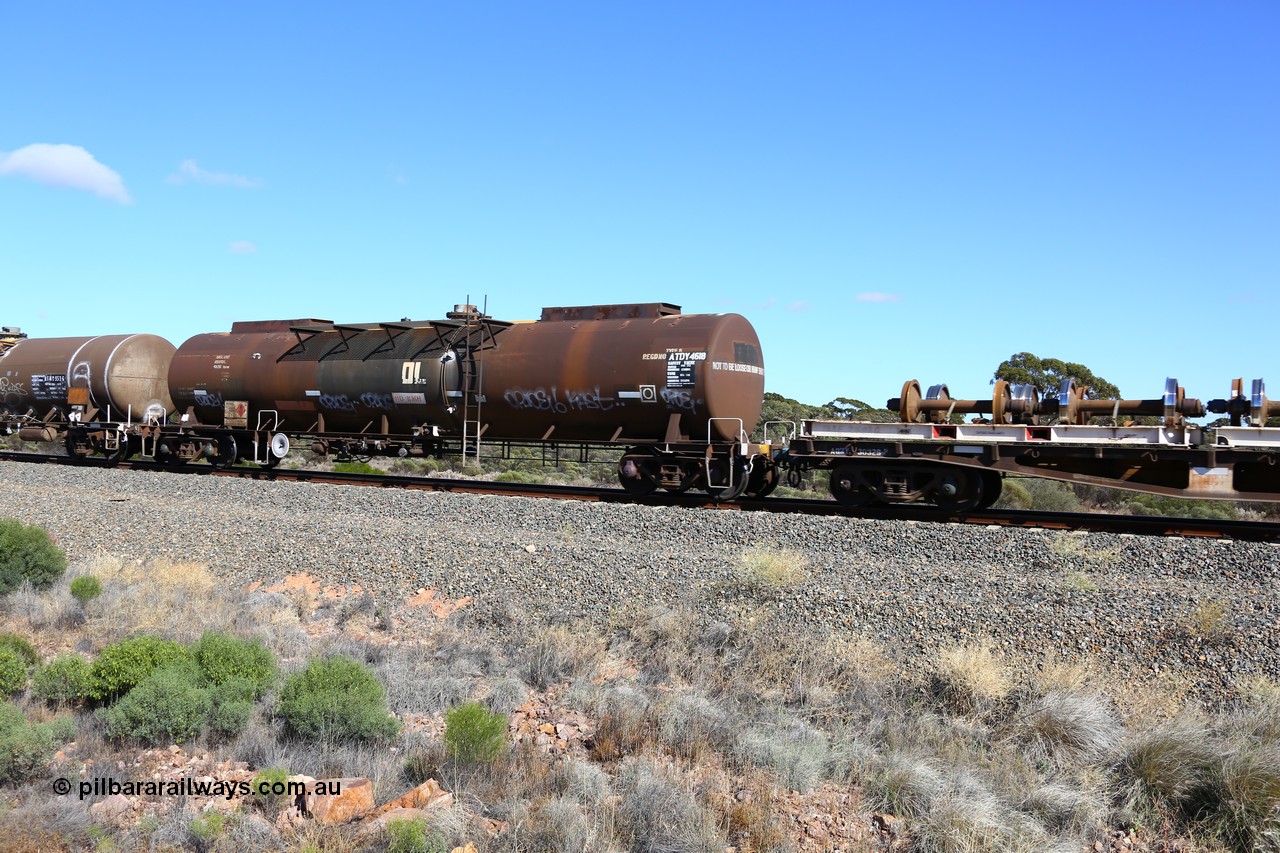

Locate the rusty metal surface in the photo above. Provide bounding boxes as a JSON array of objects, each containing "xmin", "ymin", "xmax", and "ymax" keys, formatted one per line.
[
  {"xmin": 480, "ymin": 311, "xmax": 764, "ymax": 442},
  {"xmin": 0, "ymin": 334, "xmax": 175, "ymax": 419},
  {"xmin": 169, "ymin": 308, "xmax": 765, "ymax": 444}
]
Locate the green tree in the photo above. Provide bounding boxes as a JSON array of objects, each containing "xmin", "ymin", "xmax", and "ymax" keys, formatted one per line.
[{"xmin": 993, "ymin": 353, "xmax": 1121, "ymax": 400}]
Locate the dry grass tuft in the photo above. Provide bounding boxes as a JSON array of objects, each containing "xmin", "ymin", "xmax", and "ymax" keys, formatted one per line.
[
  {"xmin": 1015, "ymin": 691, "xmax": 1123, "ymax": 767},
  {"xmin": 733, "ymin": 546, "xmax": 808, "ymax": 592},
  {"xmin": 84, "ymin": 555, "xmax": 237, "ymax": 643},
  {"xmin": 930, "ymin": 643, "xmax": 1012, "ymax": 715}
]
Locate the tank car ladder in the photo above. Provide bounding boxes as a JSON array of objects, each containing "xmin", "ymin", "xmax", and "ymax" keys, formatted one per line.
[
  {"xmin": 460, "ymin": 355, "xmax": 484, "ymax": 466},
  {"xmin": 440, "ymin": 303, "xmax": 509, "ymax": 467}
]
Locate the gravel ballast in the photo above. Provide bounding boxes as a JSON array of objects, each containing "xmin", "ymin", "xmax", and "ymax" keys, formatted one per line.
[{"xmin": 1, "ymin": 462, "xmax": 1276, "ymax": 700}]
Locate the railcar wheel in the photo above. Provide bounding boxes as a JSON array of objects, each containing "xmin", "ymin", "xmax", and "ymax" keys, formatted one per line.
[
  {"xmin": 703, "ymin": 458, "xmax": 749, "ymax": 501},
  {"xmin": 974, "ymin": 471, "xmax": 1003, "ymax": 510},
  {"xmin": 154, "ymin": 442, "xmax": 179, "ymax": 466},
  {"xmin": 103, "ymin": 434, "xmax": 133, "ymax": 467},
  {"xmin": 829, "ymin": 464, "xmax": 876, "ymax": 507},
  {"xmin": 618, "ymin": 457, "xmax": 659, "ymax": 496},
  {"xmin": 64, "ymin": 430, "xmax": 91, "ymax": 463},
  {"xmin": 743, "ymin": 461, "xmax": 780, "ymax": 499},
  {"xmin": 208, "ymin": 434, "xmax": 238, "ymax": 470},
  {"xmin": 929, "ymin": 468, "xmax": 984, "ymax": 513}
]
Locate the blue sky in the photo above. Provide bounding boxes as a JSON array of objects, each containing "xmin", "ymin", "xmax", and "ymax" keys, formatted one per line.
[{"xmin": 2, "ymin": 2, "xmax": 1276, "ymax": 412}]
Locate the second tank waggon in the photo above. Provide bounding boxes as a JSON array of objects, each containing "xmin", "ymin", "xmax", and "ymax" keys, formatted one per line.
[{"xmin": 163, "ymin": 303, "xmax": 773, "ymax": 496}]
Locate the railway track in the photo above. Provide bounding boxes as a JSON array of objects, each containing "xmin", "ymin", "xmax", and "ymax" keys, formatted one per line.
[{"xmin": 3, "ymin": 449, "xmax": 1279, "ymax": 542}]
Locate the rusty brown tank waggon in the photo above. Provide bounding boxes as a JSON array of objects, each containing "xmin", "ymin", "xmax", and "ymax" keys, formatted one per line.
[
  {"xmin": 164, "ymin": 303, "xmax": 773, "ymax": 497},
  {"xmin": 0, "ymin": 327, "xmax": 175, "ymax": 460}
]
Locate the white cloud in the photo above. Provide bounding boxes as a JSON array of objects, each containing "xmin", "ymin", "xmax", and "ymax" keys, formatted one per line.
[
  {"xmin": 227, "ymin": 241, "xmax": 257, "ymax": 254},
  {"xmin": 786, "ymin": 300, "xmax": 811, "ymax": 312},
  {"xmin": 0, "ymin": 143, "xmax": 131, "ymax": 203},
  {"xmin": 855, "ymin": 292, "xmax": 902, "ymax": 303},
  {"xmin": 168, "ymin": 159, "xmax": 262, "ymax": 188}
]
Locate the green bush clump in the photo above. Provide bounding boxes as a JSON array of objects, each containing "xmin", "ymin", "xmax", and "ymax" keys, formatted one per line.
[
  {"xmin": 0, "ymin": 702, "xmax": 75, "ymax": 783},
  {"xmin": 33, "ymin": 654, "xmax": 92, "ymax": 705},
  {"xmin": 0, "ymin": 648, "xmax": 28, "ymax": 697},
  {"xmin": 277, "ymin": 656, "xmax": 400, "ymax": 742},
  {"xmin": 386, "ymin": 815, "xmax": 447, "ymax": 853},
  {"xmin": 99, "ymin": 663, "xmax": 211, "ymax": 744},
  {"xmin": 192, "ymin": 631, "xmax": 276, "ymax": 697},
  {"xmin": 89, "ymin": 635, "xmax": 191, "ymax": 701},
  {"xmin": 208, "ymin": 678, "xmax": 255, "ymax": 738},
  {"xmin": 0, "ymin": 632, "xmax": 39, "ymax": 668},
  {"xmin": 0, "ymin": 519, "xmax": 67, "ymax": 593},
  {"xmin": 332, "ymin": 461, "xmax": 381, "ymax": 475},
  {"xmin": 444, "ymin": 701, "xmax": 508, "ymax": 764},
  {"xmin": 69, "ymin": 575, "xmax": 103, "ymax": 604},
  {"xmin": 251, "ymin": 765, "xmax": 293, "ymax": 813}
]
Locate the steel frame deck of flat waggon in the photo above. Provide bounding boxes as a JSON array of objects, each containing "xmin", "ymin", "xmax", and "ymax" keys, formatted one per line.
[{"xmin": 784, "ymin": 419, "xmax": 1280, "ymax": 503}]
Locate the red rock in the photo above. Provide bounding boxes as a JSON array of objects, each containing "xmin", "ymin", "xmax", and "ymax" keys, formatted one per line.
[
  {"xmin": 371, "ymin": 779, "xmax": 453, "ymax": 816},
  {"xmin": 305, "ymin": 777, "xmax": 374, "ymax": 824}
]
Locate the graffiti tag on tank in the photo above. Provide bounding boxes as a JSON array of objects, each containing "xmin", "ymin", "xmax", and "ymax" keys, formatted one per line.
[
  {"xmin": 317, "ymin": 392, "xmax": 398, "ymax": 413},
  {"xmin": 0, "ymin": 376, "xmax": 30, "ymax": 410},
  {"xmin": 193, "ymin": 389, "xmax": 225, "ymax": 407},
  {"xmin": 504, "ymin": 386, "xmax": 618, "ymax": 413},
  {"xmin": 660, "ymin": 387, "xmax": 701, "ymax": 413},
  {"xmin": 318, "ymin": 394, "xmax": 358, "ymax": 413},
  {"xmin": 360, "ymin": 392, "xmax": 395, "ymax": 410}
]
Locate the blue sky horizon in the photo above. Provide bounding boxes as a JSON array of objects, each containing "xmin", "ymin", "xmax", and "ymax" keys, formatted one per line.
[{"xmin": 2, "ymin": 2, "xmax": 1276, "ymax": 411}]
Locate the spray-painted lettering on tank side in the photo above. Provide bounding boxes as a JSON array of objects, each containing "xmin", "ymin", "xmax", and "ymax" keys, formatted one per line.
[
  {"xmin": 193, "ymin": 390, "xmax": 225, "ymax": 407},
  {"xmin": 0, "ymin": 377, "xmax": 28, "ymax": 407},
  {"xmin": 503, "ymin": 386, "xmax": 622, "ymax": 414},
  {"xmin": 318, "ymin": 394, "xmax": 358, "ymax": 413},
  {"xmin": 660, "ymin": 387, "xmax": 701, "ymax": 412},
  {"xmin": 504, "ymin": 387, "xmax": 569, "ymax": 414},
  {"xmin": 564, "ymin": 387, "xmax": 616, "ymax": 412},
  {"xmin": 360, "ymin": 392, "xmax": 395, "ymax": 410}
]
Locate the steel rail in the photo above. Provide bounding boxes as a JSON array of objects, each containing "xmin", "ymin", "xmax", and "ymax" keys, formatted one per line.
[{"xmin": 2, "ymin": 450, "xmax": 1278, "ymax": 542}]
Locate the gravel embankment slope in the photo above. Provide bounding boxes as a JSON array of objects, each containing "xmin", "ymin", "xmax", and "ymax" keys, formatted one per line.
[{"xmin": 1, "ymin": 462, "xmax": 1276, "ymax": 700}]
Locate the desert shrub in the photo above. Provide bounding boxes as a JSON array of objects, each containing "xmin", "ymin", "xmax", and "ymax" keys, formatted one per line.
[
  {"xmin": 0, "ymin": 648, "xmax": 28, "ymax": 697},
  {"xmin": 187, "ymin": 811, "xmax": 226, "ymax": 850},
  {"xmin": 250, "ymin": 766, "xmax": 293, "ymax": 816},
  {"xmin": 0, "ymin": 631, "xmax": 39, "ymax": 668},
  {"xmin": 0, "ymin": 702, "xmax": 75, "ymax": 783},
  {"xmin": 88, "ymin": 635, "xmax": 191, "ymax": 701},
  {"xmin": 100, "ymin": 663, "xmax": 212, "ymax": 744},
  {"xmin": 0, "ymin": 518, "xmax": 67, "ymax": 593},
  {"xmin": 192, "ymin": 631, "xmax": 276, "ymax": 697},
  {"xmin": 208, "ymin": 678, "xmax": 255, "ymax": 737},
  {"xmin": 277, "ymin": 656, "xmax": 400, "ymax": 742},
  {"xmin": 69, "ymin": 574, "xmax": 103, "ymax": 604},
  {"xmin": 32, "ymin": 653, "xmax": 92, "ymax": 705},
  {"xmin": 385, "ymin": 814, "xmax": 448, "ymax": 853},
  {"xmin": 443, "ymin": 701, "xmax": 507, "ymax": 764}
]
